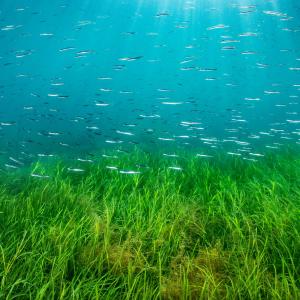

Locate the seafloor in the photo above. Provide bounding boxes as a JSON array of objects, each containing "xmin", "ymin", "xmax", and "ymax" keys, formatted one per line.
[{"xmin": 0, "ymin": 148, "xmax": 300, "ymax": 299}]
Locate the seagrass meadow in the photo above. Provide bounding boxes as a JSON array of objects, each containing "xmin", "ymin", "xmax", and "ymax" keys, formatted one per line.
[
  {"xmin": 1, "ymin": 0, "xmax": 300, "ymax": 299},
  {"xmin": 0, "ymin": 148, "xmax": 300, "ymax": 299}
]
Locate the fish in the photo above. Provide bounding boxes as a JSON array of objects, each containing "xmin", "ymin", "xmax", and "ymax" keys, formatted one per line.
[
  {"xmin": 0, "ymin": 0, "xmax": 298, "ymax": 168},
  {"xmin": 119, "ymin": 56, "xmax": 143, "ymax": 61}
]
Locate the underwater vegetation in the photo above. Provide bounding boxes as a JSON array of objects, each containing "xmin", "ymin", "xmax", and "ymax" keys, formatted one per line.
[{"xmin": 0, "ymin": 149, "xmax": 300, "ymax": 299}]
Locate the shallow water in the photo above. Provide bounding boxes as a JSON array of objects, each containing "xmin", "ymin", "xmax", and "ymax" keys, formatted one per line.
[
  {"xmin": 1, "ymin": 3, "xmax": 300, "ymax": 299},
  {"xmin": 0, "ymin": 0, "xmax": 299, "ymax": 170}
]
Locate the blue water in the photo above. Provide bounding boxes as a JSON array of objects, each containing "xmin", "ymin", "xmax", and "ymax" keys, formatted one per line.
[{"xmin": 0, "ymin": 0, "xmax": 299, "ymax": 167}]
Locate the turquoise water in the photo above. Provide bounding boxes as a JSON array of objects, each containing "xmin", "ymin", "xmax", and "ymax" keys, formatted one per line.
[{"xmin": 0, "ymin": 0, "xmax": 299, "ymax": 167}]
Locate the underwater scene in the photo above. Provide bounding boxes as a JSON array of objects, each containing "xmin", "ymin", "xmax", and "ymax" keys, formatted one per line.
[{"xmin": 0, "ymin": 0, "xmax": 300, "ymax": 299}]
